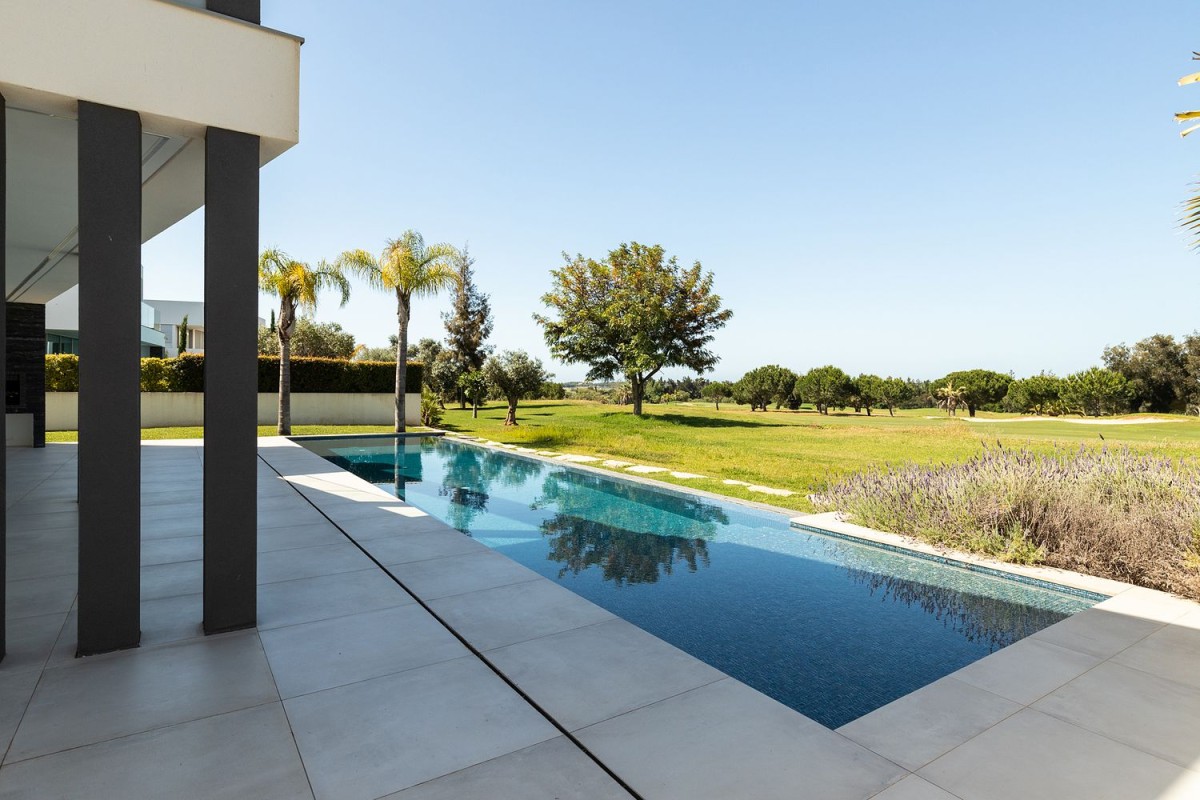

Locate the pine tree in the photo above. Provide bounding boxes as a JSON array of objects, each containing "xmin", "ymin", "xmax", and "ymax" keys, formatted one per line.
[{"xmin": 442, "ymin": 245, "xmax": 494, "ymax": 407}]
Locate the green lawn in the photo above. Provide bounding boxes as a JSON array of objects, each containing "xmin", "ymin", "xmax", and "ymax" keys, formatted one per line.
[
  {"xmin": 44, "ymin": 402, "xmax": 1200, "ymax": 513},
  {"xmin": 434, "ymin": 400, "xmax": 1200, "ymax": 512}
]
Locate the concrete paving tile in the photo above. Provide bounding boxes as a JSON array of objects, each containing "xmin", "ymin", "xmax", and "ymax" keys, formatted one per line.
[
  {"xmin": 1094, "ymin": 588, "xmax": 1196, "ymax": 625},
  {"xmin": 5, "ymin": 574, "xmax": 76, "ymax": 620},
  {"xmin": 256, "ymin": 503, "xmax": 328, "ymax": 530},
  {"xmin": 429, "ymin": 579, "xmax": 616, "ymax": 651},
  {"xmin": 0, "ymin": 670, "xmax": 42, "ymax": 757},
  {"xmin": 577, "ymin": 678, "xmax": 904, "ymax": 800},
  {"xmin": 7, "ymin": 632, "xmax": 279, "ymax": 762},
  {"xmin": 1030, "ymin": 605, "xmax": 1162, "ymax": 659},
  {"xmin": 140, "ymin": 502, "xmax": 202, "ymax": 524},
  {"xmin": 285, "ymin": 656, "xmax": 558, "ymax": 800},
  {"xmin": 383, "ymin": 737, "xmax": 631, "ymax": 800},
  {"xmin": 871, "ymin": 775, "xmax": 961, "ymax": 800},
  {"xmin": 949, "ymin": 637, "xmax": 1102, "ymax": 706},
  {"xmin": 256, "ymin": 541, "xmax": 375, "ymax": 585},
  {"xmin": 487, "ymin": 618, "xmax": 726, "ymax": 731},
  {"xmin": 139, "ymin": 593, "xmax": 205, "ymax": 648},
  {"xmin": 6, "ymin": 542, "xmax": 76, "ymax": 581},
  {"xmin": 257, "ymin": 568, "xmax": 414, "ymax": 630},
  {"xmin": 388, "ymin": 549, "xmax": 542, "ymax": 600},
  {"xmin": 362, "ymin": 528, "xmax": 487, "ymax": 565},
  {"xmin": 141, "ymin": 560, "xmax": 203, "ymax": 600},
  {"xmin": 0, "ymin": 703, "xmax": 312, "ymax": 800},
  {"xmin": 140, "ymin": 535, "xmax": 202, "ymax": 566},
  {"xmin": 334, "ymin": 514, "xmax": 456, "ymax": 544},
  {"xmin": 1032, "ymin": 660, "xmax": 1200, "ymax": 769},
  {"xmin": 919, "ymin": 709, "xmax": 1194, "ymax": 800},
  {"xmin": 838, "ymin": 677, "xmax": 1021, "ymax": 772},
  {"xmin": 0, "ymin": 612, "xmax": 68, "ymax": 674},
  {"xmin": 1111, "ymin": 614, "xmax": 1200, "ymax": 690},
  {"xmin": 261, "ymin": 604, "xmax": 468, "ymax": 699},
  {"xmin": 257, "ymin": 521, "xmax": 347, "ymax": 552},
  {"xmin": 4, "ymin": 510, "xmax": 78, "ymax": 533}
]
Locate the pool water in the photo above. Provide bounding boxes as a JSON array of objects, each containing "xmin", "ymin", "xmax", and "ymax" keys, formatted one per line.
[{"xmin": 307, "ymin": 436, "xmax": 1101, "ymax": 729}]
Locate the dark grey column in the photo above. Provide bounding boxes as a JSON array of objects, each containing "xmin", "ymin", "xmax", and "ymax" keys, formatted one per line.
[
  {"xmin": 203, "ymin": 127, "xmax": 259, "ymax": 633},
  {"xmin": 77, "ymin": 101, "xmax": 142, "ymax": 656},
  {"xmin": 1, "ymin": 92, "xmax": 7, "ymax": 662},
  {"xmin": 207, "ymin": 0, "xmax": 260, "ymax": 24}
]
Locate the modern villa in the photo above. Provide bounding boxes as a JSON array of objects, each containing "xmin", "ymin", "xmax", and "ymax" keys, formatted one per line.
[{"xmin": 2, "ymin": 3, "xmax": 1199, "ymax": 800}]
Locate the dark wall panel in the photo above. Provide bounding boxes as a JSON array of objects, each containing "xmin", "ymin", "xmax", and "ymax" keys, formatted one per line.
[
  {"xmin": 77, "ymin": 101, "xmax": 142, "ymax": 656},
  {"xmin": 203, "ymin": 127, "xmax": 259, "ymax": 633},
  {"xmin": 1, "ymin": 93, "xmax": 7, "ymax": 661},
  {"xmin": 206, "ymin": 0, "xmax": 260, "ymax": 24},
  {"xmin": 5, "ymin": 303, "xmax": 46, "ymax": 448}
]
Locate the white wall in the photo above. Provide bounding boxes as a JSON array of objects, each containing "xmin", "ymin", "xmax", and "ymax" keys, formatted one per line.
[{"xmin": 46, "ymin": 393, "xmax": 421, "ymax": 430}]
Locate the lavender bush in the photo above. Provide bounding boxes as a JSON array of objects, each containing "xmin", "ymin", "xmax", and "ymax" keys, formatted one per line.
[{"xmin": 814, "ymin": 445, "xmax": 1200, "ymax": 600}]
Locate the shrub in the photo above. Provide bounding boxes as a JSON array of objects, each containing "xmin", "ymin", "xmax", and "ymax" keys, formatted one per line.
[
  {"xmin": 814, "ymin": 445, "xmax": 1200, "ymax": 600},
  {"xmin": 46, "ymin": 354, "xmax": 423, "ymax": 394},
  {"xmin": 45, "ymin": 354, "xmax": 79, "ymax": 391},
  {"xmin": 420, "ymin": 388, "xmax": 443, "ymax": 427},
  {"xmin": 140, "ymin": 358, "xmax": 171, "ymax": 392}
]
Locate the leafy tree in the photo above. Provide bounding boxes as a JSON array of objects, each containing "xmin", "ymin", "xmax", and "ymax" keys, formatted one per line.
[
  {"xmin": 420, "ymin": 388, "xmax": 444, "ymax": 427},
  {"xmin": 538, "ymin": 381, "xmax": 567, "ymax": 400},
  {"xmin": 733, "ymin": 365, "xmax": 797, "ymax": 411},
  {"xmin": 933, "ymin": 370, "xmax": 1012, "ymax": 417},
  {"xmin": 1003, "ymin": 373, "xmax": 1063, "ymax": 415},
  {"xmin": 484, "ymin": 350, "xmax": 552, "ymax": 425},
  {"xmin": 258, "ymin": 249, "xmax": 351, "ymax": 434},
  {"xmin": 701, "ymin": 380, "xmax": 734, "ymax": 410},
  {"xmin": 1102, "ymin": 334, "xmax": 1188, "ymax": 413},
  {"xmin": 935, "ymin": 379, "xmax": 968, "ymax": 416},
  {"xmin": 797, "ymin": 365, "xmax": 853, "ymax": 415},
  {"xmin": 457, "ymin": 370, "xmax": 489, "ymax": 418},
  {"xmin": 353, "ymin": 345, "xmax": 396, "ymax": 362},
  {"xmin": 1061, "ymin": 367, "xmax": 1132, "ymax": 416},
  {"xmin": 535, "ymin": 242, "xmax": 732, "ymax": 415},
  {"xmin": 874, "ymin": 376, "xmax": 913, "ymax": 416},
  {"xmin": 853, "ymin": 374, "xmax": 886, "ymax": 416},
  {"xmin": 338, "ymin": 231, "xmax": 460, "ymax": 432},
  {"xmin": 258, "ymin": 318, "xmax": 356, "ymax": 359},
  {"xmin": 442, "ymin": 244, "xmax": 494, "ymax": 407}
]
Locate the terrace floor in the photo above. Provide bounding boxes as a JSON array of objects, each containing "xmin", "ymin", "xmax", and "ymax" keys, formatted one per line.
[{"xmin": 0, "ymin": 439, "xmax": 1198, "ymax": 799}]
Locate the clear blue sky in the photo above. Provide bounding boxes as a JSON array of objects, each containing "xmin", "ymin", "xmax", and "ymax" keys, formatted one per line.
[{"xmin": 142, "ymin": 1, "xmax": 1200, "ymax": 382}]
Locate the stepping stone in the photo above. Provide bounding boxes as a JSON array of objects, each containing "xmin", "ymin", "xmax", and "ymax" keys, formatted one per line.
[
  {"xmin": 670, "ymin": 472, "xmax": 706, "ymax": 479},
  {"xmin": 515, "ymin": 447, "xmax": 538, "ymax": 453},
  {"xmin": 537, "ymin": 451, "xmax": 559, "ymax": 457},
  {"xmin": 556, "ymin": 454, "xmax": 600, "ymax": 463},
  {"xmin": 602, "ymin": 460, "xmax": 633, "ymax": 468},
  {"xmin": 746, "ymin": 485, "xmax": 793, "ymax": 497},
  {"xmin": 722, "ymin": 479, "xmax": 751, "ymax": 486},
  {"xmin": 626, "ymin": 465, "xmax": 667, "ymax": 474}
]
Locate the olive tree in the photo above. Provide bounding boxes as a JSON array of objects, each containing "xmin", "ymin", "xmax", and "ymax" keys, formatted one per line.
[{"xmin": 484, "ymin": 350, "xmax": 552, "ymax": 425}]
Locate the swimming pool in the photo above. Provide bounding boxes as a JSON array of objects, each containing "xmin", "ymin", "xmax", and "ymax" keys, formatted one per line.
[{"xmin": 305, "ymin": 435, "xmax": 1102, "ymax": 729}]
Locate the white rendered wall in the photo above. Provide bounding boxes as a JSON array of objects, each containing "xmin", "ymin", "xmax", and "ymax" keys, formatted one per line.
[
  {"xmin": 0, "ymin": 0, "xmax": 300, "ymax": 156},
  {"xmin": 46, "ymin": 393, "xmax": 421, "ymax": 430}
]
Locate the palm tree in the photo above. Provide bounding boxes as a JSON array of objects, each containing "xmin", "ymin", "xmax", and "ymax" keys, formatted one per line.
[
  {"xmin": 1179, "ymin": 59, "xmax": 1200, "ymax": 245},
  {"xmin": 936, "ymin": 380, "xmax": 968, "ymax": 417},
  {"xmin": 258, "ymin": 249, "xmax": 351, "ymax": 435},
  {"xmin": 337, "ymin": 231, "xmax": 459, "ymax": 432}
]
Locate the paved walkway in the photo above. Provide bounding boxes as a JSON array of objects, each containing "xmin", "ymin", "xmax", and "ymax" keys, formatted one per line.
[{"xmin": 1, "ymin": 440, "xmax": 1199, "ymax": 799}]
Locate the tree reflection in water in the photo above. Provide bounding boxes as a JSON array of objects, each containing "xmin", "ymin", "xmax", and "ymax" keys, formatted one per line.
[
  {"xmin": 533, "ymin": 471, "xmax": 728, "ymax": 586},
  {"xmin": 811, "ymin": 535, "xmax": 1074, "ymax": 650},
  {"xmin": 437, "ymin": 444, "xmax": 546, "ymax": 533}
]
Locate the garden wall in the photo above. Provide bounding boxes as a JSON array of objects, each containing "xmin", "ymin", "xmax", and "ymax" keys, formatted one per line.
[{"xmin": 46, "ymin": 392, "xmax": 421, "ymax": 430}]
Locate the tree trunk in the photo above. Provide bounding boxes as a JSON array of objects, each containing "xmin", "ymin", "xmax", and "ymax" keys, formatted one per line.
[
  {"xmin": 472, "ymin": 402, "xmax": 478, "ymax": 419},
  {"xmin": 277, "ymin": 298, "xmax": 294, "ymax": 436},
  {"xmin": 967, "ymin": 402, "xmax": 976, "ymax": 417},
  {"xmin": 631, "ymin": 376, "xmax": 644, "ymax": 415},
  {"xmin": 888, "ymin": 404, "xmax": 895, "ymax": 417},
  {"xmin": 504, "ymin": 399, "xmax": 517, "ymax": 425},
  {"xmin": 865, "ymin": 406, "xmax": 872, "ymax": 416},
  {"xmin": 395, "ymin": 293, "xmax": 410, "ymax": 433},
  {"xmin": 714, "ymin": 400, "xmax": 720, "ymax": 411}
]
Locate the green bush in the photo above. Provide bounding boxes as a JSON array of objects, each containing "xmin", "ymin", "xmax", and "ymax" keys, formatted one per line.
[
  {"xmin": 140, "ymin": 358, "xmax": 171, "ymax": 392},
  {"xmin": 46, "ymin": 354, "xmax": 423, "ymax": 394},
  {"xmin": 45, "ymin": 354, "xmax": 79, "ymax": 391}
]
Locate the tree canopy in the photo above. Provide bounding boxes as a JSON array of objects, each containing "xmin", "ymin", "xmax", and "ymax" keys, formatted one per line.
[
  {"xmin": 258, "ymin": 318, "xmax": 356, "ymax": 359},
  {"xmin": 701, "ymin": 380, "xmax": 735, "ymax": 410},
  {"xmin": 733, "ymin": 365, "xmax": 797, "ymax": 411},
  {"xmin": 442, "ymin": 244, "xmax": 493, "ymax": 405},
  {"xmin": 933, "ymin": 369, "xmax": 1012, "ymax": 417},
  {"xmin": 1061, "ymin": 367, "xmax": 1132, "ymax": 416},
  {"xmin": 535, "ymin": 242, "xmax": 732, "ymax": 415},
  {"xmin": 484, "ymin": 350, "xmax": 552, "ymax": 425},
  {"xmin": 797, "ymin": 365, "xmax": 853, "ymax": 414}
]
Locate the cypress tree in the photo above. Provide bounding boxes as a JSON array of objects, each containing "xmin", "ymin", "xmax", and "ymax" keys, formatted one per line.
[{"xmin": 442, "ymin": 244, "xmax": 494, "ymax": 406}]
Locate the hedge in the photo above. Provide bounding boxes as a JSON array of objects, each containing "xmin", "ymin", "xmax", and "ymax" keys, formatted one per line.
[{"xmin": 45, "ymin": 354, "xmax": 422, "ymax": 394}]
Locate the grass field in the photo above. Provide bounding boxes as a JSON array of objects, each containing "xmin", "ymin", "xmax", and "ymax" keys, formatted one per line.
[
  {"xmin": 434, "ymin": 400, "xmax": 1200, "ymax": 512},
  {"xmin": 44, "ymin": 401, "xmax": 1200, "ymax": 513}
]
